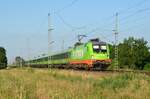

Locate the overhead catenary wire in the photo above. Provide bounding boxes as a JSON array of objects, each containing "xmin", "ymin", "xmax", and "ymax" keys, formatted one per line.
[
  {"xmin": 119, "ymin": 10, "xmax": 150, "ymax": 37},
  {"xmin": 120, "ymin": 14, "xmax": 150, "ymax": 32},
  {"xmin": 118, "ymin": 0, "xmax": 148, "ymax": 15},
  {"xmin": 120, "ymin": 7, "xmax": 150, "ymax": 23},
  {"xmin": 56, "ymin": 13, "xmax": 75, "ymax": 29},
  {"xmin": 55, "ymin": 0, "xmax": 79, "ymax": 14},
  {"xmin": 54, "ymin": 0, "xmax": 87, "ymax": 31}
]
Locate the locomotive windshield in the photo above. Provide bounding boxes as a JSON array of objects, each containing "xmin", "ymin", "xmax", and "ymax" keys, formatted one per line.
[
  {"xmin": 93, "ymin": 44, "xmax": 100, "ymax": 53},
  {"xmin": 93, "ymin": 44, "xmax": 107, "ymax": 53},
  {"xmin": 93, "ymin": 43, "xmax": 107, "ymax": 53},
  {"xmin": 100, "ymin": 45, "xmax": 107, "ymax": 52}
]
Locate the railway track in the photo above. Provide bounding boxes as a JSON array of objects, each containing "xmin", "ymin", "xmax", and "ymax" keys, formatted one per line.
[
  {"xmin": 47, "ymin": 67, "xmax": 150, "ymax": 76},
  {"xmin": 8, "ymin": 66, "xmax": 150, "ymax": 76},
  {"xmin": 97, "ymin": 69, "xmax": 150, "ymax": 76}
]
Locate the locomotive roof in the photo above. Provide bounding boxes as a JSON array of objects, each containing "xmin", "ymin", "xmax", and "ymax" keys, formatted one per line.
[{"xmin": 89, "ymin": 38, "xmax": 106, "ymax": 45}]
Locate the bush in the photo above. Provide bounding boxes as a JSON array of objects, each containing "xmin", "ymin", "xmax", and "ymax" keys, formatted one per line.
[{"xmin": 144, "ymin": 63, "xmax": 150, "ymax": 70}]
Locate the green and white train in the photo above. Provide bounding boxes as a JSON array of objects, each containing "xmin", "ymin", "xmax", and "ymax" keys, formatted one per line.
[{"xmin": 26, "ymin": 38, "xmax": 111, "ymax": 70}]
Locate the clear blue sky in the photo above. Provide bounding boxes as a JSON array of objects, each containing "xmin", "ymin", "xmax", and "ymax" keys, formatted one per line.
[{"xmin": 0, "ymin": 0, "xmax": 150, "ymax": 63}]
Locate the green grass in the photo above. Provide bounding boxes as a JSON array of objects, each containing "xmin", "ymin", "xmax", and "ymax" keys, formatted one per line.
[{"xmin": 0, "ymin": 68, "xmax": 150, "ymax": 99}]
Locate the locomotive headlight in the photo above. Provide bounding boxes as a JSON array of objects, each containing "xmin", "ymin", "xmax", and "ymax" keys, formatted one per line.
[
  {"xmin": 101, "ymin": 46, "xmax": 107, "ymax": 50},
  {"xmin": 93, "ymin": 45, "xmax": 99, "ymax": 49}
]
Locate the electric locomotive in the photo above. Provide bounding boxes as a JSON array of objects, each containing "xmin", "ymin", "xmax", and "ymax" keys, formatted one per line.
[{"xmin": 69, "ymin": 38, "xmax": 111, "ymax": 69}]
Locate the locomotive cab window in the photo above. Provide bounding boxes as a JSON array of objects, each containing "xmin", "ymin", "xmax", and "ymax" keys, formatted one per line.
[
  {"xmin": 93, "ymin": 45, "xmax": 100, "ymax": 53},
  {"xmin": 101, "ymin": 45, "xmax": 107, "ymax": 52}
]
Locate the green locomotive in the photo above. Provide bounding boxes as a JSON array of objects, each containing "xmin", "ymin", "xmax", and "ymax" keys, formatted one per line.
[{"xmin": 27, "ymin": 38, "xmax": 111, "ymax": 70}]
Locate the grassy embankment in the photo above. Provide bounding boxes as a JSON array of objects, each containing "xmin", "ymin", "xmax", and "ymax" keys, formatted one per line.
[{"xmin": 0, "ymin": 68, "xmax": 150, "ymax": 99}]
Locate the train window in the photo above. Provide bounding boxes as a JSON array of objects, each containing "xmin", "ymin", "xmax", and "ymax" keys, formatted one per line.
[
  {"xmin": 93, "ymin": 45, "xmax": 99, "ymax": 49},
  {"xmin": 93, "ymin": 45, "xmax": 100, "ymax": 53},
  {"xmin": 101, "ymin": 45, "xmax": 107, "ymax": 52},
  {"xmin": 50, "ymin": 52, "xmax": 70, "ymax": 60},
  {"xmin": 101, "ymin": 45, "xmax": 106, "ymax": 50}
]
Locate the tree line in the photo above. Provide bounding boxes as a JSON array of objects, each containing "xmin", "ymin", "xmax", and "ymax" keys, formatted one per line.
[{"xmin": 109, "ymin": 37, "xmax": 150, "ymax": 70}]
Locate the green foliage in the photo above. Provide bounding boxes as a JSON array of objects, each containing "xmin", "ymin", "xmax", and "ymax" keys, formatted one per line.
[
  {"xmin": 108, "ymin": 44, "xmax": 114, "ymax": 59},
  {"xmin": 0, "ymin": 47, "xmax": 7, "ymax": 69},
  {"xmin": 144, "ymin": 63, "xmax": 150, "ymax": 70},
  {"xmin": 110, "ymin": 37, "xmax": 149, "ymax": 70}
]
